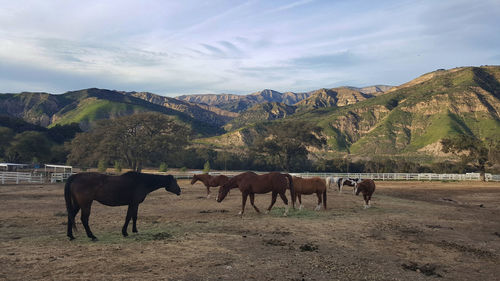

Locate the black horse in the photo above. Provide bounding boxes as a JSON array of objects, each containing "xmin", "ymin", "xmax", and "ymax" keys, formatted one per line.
[{"xmin": 64, "ymin": 172, "xmax": 181, "ymax": 241}]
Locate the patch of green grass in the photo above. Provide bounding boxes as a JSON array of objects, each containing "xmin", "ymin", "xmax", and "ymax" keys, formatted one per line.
[
  {"xmin": 71, "ymin": 225, "xmax": 182, "ymax": 244},
  {"xmin": 50, "ymin": 99, "xmax": 147, "ymax": 127}
]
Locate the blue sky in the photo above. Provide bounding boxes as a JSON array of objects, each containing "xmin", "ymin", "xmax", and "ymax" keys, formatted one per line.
[{"xmin": 1, "ymin": 0, "xmax": 499, "ymax": 96}]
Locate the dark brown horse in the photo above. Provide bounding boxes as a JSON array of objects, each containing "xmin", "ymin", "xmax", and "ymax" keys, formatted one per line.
[
  {"xmin": 190, "ymin": 174, "xmax": 229, "ymax": 198},
  {"xmin": 292, "ymin": 176, "xmax": 327, "ymax": 211},
  {"xmin": 354, "ymin": 179, "xmax": 376, "ymax": 208},
  {"xmin": 216, "ymin": 171, "xmax": 294, "ymax": 216},
  {"xmin": 65, "ymin": 172, "xmax": 181, "ymax": 241}
]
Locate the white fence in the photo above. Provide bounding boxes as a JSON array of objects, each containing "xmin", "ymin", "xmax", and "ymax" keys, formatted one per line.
[
  {"xmin": 289, "ymin": 172, "xmax": 484, "ymax": 181},
  {"xmin": 0, "ymin": 172, "xmax": 44, "ymax": 184},
  {"xmin": 1, "ymin": 171, "xmax": 499, "ymax": 184},
  {"xmin": 50, "ymin": 173, "xmax": 75, "ymax": 183},
  {"xmin": 173, "ymin": 171, "xmax": 500, "ymax": 182}
]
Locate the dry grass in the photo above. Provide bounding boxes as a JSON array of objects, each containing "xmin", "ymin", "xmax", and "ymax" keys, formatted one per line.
[{"xmin": 1, "ymin": 180, "xmax": 500, "ymax": 280}]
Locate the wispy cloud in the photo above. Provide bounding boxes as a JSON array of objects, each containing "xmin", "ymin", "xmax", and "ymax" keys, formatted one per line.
[
  {"xmin": 264, "ymin": 0, "xmax": 315, "ymax": 14},
  {"xmin": 0, "ymin": 0, "xmax": 499, "ymax": 95}
]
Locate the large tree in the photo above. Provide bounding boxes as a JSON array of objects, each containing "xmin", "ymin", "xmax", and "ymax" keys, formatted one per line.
[
  {"xmin": 252, "ymin": 121, "xmax": 326, "ymax": 171},
  {"xmin": 68, "ymin": 113, "xmax": 190, "ymax": 171},
  {"xmin": 5, "ymin": 131, "xmax": 52, "ymax": 163},
  {"xmin": 0, "ymin": 127, "xmax": 14, "ymax": 160},
  {"xmin": 441, "ymin": 135, "xmax": 500, "ymax": 177}
]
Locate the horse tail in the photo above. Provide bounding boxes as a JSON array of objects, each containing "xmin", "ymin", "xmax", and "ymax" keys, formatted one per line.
[
  {"xmin": 64, "ymin": 175, "xmax": 77, "ymax": 231},
  {"xmin": 285, "ymin": 174, "xmax": 295, "ymax": 208},
  {"xmin": 323, "ymin": 187, "xmax": 327, "ymax": 210}
]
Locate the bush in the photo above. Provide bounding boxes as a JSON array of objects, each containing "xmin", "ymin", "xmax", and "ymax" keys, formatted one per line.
[
  {"xmin": 203, "ymin": 161, "xmax": 210, "ymax": 173},
  {"xmin": 114, "ymin": 161, "xmax": 122, "ymax": 173},
  {"xmin": 180, "ymin": 166, "xmax": 187, "ymax": 172},
  {"xmin": 98, "ymin": 160, "xmax": 108, "ymax": 173},
  {"xmin": 159, "ymin": 162, "xmax": 168, "ymax": 172}
]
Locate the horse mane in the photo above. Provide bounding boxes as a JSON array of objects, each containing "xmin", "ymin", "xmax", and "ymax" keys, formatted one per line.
[{"xmin": 121, "ymin": 171, "xmax": 172, "ymax": 185}]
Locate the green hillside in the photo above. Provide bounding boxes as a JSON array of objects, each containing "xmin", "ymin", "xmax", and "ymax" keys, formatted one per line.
[
  {"xmin": 0, "ymin": 88, "xmax": 222, "ymax": 137},
  {"xmin": 223, "ymin": 102, "xmax": 296, "ymax": 131},
  {"xmin": 201, "ymin": 66, "xmax": 500, "ymax": 157}
]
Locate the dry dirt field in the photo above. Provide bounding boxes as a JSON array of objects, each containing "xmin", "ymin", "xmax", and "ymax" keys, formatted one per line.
[{"xmin": 1, "ymin": 180, "xmax": 500, "ymax": 280}]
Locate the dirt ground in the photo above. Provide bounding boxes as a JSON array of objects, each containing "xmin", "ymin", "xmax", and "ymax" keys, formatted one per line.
[{"xmin": 1, "ymin": 179, "xmax": 499, "ymax": 281}]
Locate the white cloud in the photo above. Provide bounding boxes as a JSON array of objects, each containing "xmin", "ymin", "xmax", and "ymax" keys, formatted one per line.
[{"xmin": 0, "ymin": 0, "xmax": 499, "ymax": 95}]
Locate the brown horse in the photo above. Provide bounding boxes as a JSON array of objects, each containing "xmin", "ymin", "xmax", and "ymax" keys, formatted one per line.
[
  {"xmin": 65, "ymin": 172, "xmax": 181, "ymax": 241},
  {"xmin": 355, "ymin": 179, "xmax": 376, "ymax": 208},
  {"xmin": 216, "ymin": 171, "xmax": 294, "ymax": 216},
  {"xmin": 292, "ymin": 176, "xmax": 327, "ymax": 211},
  {"xmin": 191, "ymin": 174, "xmax": 229, "ymax": 198}
]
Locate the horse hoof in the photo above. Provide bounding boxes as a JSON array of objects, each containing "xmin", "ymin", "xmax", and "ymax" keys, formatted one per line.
[
  {"xmin": 68, "ymin": 236, "xmax": 75, "ymax": 241},
  {"xmin": 91, "ymin": 237, "xmax": 98, "ymax": 241},
  {"xmin": 122, "ymin": 233, "xmax": 128, "ymax": 237}
]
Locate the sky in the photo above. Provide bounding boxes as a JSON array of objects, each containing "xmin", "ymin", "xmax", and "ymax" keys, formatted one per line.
[{"xmin": 1, "ymin": 0, "xmax": 499, "ymax": 96}]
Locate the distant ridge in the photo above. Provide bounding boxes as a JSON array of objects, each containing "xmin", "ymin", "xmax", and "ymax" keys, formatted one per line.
[
  {"xmin": 176, "ymin": 85, "xmax": 392, "ymax": 113},
  {"xmin": 199, "ymin": 66, "xmax": 500, "ymax": 157}
]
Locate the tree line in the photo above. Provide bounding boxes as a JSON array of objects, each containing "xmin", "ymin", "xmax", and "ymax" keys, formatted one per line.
[
  {"xmin": 1, "ymin": 113, "xmax": 499, "ymax": 174},
  {"xmin": 0, "ymin": 116, "xmax": 81, "ymax": 164}
]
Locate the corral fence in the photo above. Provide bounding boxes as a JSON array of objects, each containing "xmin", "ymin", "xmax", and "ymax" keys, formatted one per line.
[
  {"xmin": 172, "ymin": 171, "xmax": 500, "ymax": 182},
  {"xmin": 50, "ymin": 172, "xmax": 76, "ymax": 183},
  {"xmin": 1, "ymin": 171, "xmax": 500, "ymax": 184},
  {"xmin": 0, "ymin": 172, "xmax": 44, "ymax": 184}
]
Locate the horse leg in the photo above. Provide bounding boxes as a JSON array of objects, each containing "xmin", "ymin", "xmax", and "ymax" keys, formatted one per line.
[
  {"xmin": 266, "ymin": 192, "xmax": 278, "ymax": 214},
  {"xmin": 67, "ymin": 205, "xmax": 80, "ymax": 240},
  {"xmin": 363, "ymin": 194, "xmax": 369, "ymax": 209},
  {"xmin": 315, "ymin": 192, "xmax": 322, "ymax": 211},
  {"xmin": 122, "ymin": 204, "xmax": 137, "ymax": 237},
  {"xmin": 298, "ymin": 194, "xmax": 303, "ymax": 210},
  {"xmin": 131, "ymin": 204, "xmax": 140, "ymax": 233},
  {"xmin": 249, "ymin": 193, "xmax": 260, "ymax": 213},
  {"xmin": 278, "ymin": 192, "xmax": 289, "ymax": 216},
  {"xmin": 206, "ymin": 186, "xmax": 211, "ymax": 199},
  {"xmin": 239, "ymin": 192, "xmax": 249, "ymax": 217},
  {"xmin": 80, "ymin": 203, "xmax": 97, "ymax": 241}
]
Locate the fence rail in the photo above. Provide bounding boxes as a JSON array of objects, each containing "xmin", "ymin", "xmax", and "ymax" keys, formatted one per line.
[
  {"xmin": 1, "ymin": 171, "xmax": 499, "ymax": 184},
  {"xmin": 170, "ymin": 171, "xmax": 500, "ymax": 182},
  {"xmin": 50, "ymin": 173, "xmax": 75, "ymax": 183},
  {"xmin": 0, "ymin": 172, "xmax": 44, "ymax": 184}
]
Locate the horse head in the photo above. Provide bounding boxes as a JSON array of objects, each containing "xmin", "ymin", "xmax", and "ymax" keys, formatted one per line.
[
  {"xmin": 165, "ymin": 175, "xmax": 181, "ymax": 195},
  {"xmin": 353, "ymin": 178, "xmax": 361, "ymax": 194},
  {"xmin": 216, "ymin": 179, "xmax": 237, "ymax": 202},
  {"xmin": 355, "ymin": 183, "xmax": 361, "ymax": 195},
  {"xmin": 190, "ymin": 175, "xmax": 199, "ymax": 185}
]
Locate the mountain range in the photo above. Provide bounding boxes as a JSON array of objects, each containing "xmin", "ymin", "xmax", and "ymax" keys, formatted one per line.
[{"xmin": 1, "ymin": 65, "xmax": 499, "ymax": 158}]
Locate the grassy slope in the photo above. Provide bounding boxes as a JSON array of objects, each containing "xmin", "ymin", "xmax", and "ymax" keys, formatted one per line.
[
  {"xmin": 0, "ymin": 88, "xmax": 222, "ymax": 137},
  {"xmin": 199, "ymin": 66, "xmax": 500, "ymax": 156}
]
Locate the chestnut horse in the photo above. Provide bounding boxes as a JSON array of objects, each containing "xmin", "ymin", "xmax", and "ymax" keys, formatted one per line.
[
  {"xmin": 217, "ymin": 171, "xmax": 294, "ymax": 216},
  {"xmin": 292, "ymin": 176, "xmax": 327, "ymax": 211},
  {"xmin": 355, "ymin": 179, "xmax": 376, "ymax": 208},
  {"xmin": 65, "ymin": 172, "xmax": 181, "ymax": 241},
  {"xmin": 191, "ymin": 174, "xmax": 229, "ymax": 198}
]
